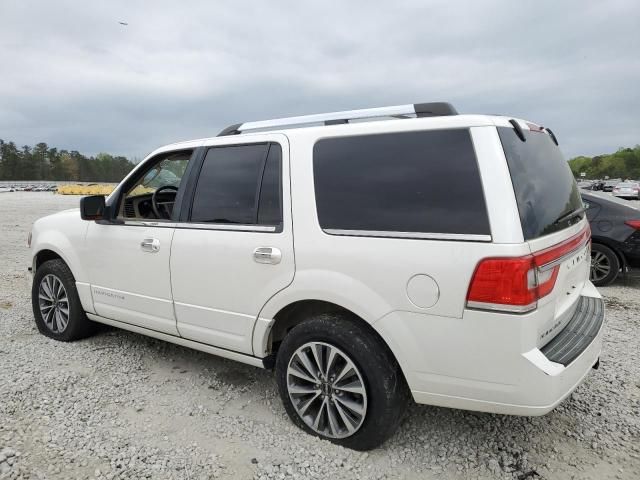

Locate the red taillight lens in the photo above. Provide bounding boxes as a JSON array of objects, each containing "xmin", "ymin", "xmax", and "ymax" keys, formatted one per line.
[
  {"xmin": 467, "ymin": 225, "xmax": 590, "ymax": 313},
  {"xmin": 466, "ymin": 256, "xmax": 538, "ymax": 311},
  {"xmin": 625, "ymin": 220, "xmax": 640, "ymax": 229}
]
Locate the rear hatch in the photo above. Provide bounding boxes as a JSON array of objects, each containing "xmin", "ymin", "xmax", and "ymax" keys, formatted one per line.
[{"xmin": 498, "ymin": 122, "xmax": 591, "ymax": 348}]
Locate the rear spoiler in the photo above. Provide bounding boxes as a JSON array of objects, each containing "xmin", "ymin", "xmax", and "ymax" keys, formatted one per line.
[{"xmin": 509, "ymin": 119, "xmax": 559, "ymax": 145}]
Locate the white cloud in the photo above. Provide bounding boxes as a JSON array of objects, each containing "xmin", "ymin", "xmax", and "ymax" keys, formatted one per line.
[{"xmin": 0, "ymin": 0, "xmax": 638, "ymax": 158}]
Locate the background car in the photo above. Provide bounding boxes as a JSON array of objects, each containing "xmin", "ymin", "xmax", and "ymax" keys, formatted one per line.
[
  {"xmin": 602, "ymin": 179, "xmax": 621, "ymax": 192},
  {"xmin": 612, "ymin": 182, "xmax": 640, "ymax": 200},
  {"xmin": 582, "ymin": 190, "xmax": 640, "ymax": 285}
]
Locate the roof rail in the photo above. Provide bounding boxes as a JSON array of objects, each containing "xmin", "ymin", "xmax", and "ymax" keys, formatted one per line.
[{"xmin": 217, "ymin": 102, "xmax": 458, "ymax": 136}]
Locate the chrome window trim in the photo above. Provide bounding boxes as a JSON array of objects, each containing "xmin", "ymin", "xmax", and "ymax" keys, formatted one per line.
[
  {"xmin": 123, "ymin": 221, "xmax": 176, "ymax": 228},
  {"xmin": 323, "ymin": 229, "xmax": 491, "ymax": 242},
  {"xmin": 121, "ymin": 221, "xmax": 278, "ymax": 233},
  {"xmin": 177, "ymin": 222, "xmax": 277, "ymax": 233}
]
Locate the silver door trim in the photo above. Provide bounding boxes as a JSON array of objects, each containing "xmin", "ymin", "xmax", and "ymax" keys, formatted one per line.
[
  {"xmin": 122, "ymin": 220, "xmax": 277, "ymax": 233},
  {"xmin": 324, "ymin": 229, "xmax": 492, "ymax": 242},
  {"xmin": 176, "ymin": 222, "xmax": 277, "ymax": 232}
]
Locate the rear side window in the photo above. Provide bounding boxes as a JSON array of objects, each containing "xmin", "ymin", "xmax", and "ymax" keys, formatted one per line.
[
  {"xmin": 498, "ymin": 127, "xmax": 583, "ymax": 240},
  {"xmin": 257, "ymin": 145, "xmax": 282, "ymax": 225},
  {"xmin": 313, "ymin": 129, "xmax": 490, "ymax": 236},
  {"xmin": 190, "ymin": 143, "xmax": 282, "ymax": 226}
]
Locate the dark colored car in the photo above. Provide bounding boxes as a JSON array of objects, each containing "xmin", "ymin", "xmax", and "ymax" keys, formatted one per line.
[
  {"xmin": 589, "ymin": 180, "xmax": 605, "ymax": 191},
  {"xmin": 581, "ymin": 191, "xmax": 640, "ymax": 285}
]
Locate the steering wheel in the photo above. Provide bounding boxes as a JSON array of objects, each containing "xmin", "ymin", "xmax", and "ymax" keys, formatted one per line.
[{"xmin": 151, "ymin": 185, "xmax": 179, "ymax": 219}]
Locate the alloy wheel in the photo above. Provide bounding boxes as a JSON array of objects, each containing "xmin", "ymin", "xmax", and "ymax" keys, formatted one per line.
[
  {"xmin": 590, "ymin": 251, "xmax": 611, "ymax": 283},
  {"xmin": 38, "ymin": 274, "xmax": 69, "ymax": 333},
  {"xmin": 286, "ymin": 342, "xmax": 368, "ymax": 439}
]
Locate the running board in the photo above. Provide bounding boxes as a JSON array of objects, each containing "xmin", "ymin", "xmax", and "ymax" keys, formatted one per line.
[{"xmin": 86, "ymin": 313, "xmax": 266, "ymax": 369}]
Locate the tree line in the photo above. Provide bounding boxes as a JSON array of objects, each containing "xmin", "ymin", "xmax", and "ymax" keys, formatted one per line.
[
  {"xmin": 568, "ymin": 146, "xmax": 640, "ymax": 180},
  {"xmin": 1, "ymin": 138, "xmax": 638, "ymax": 183},
  {"xmin": 0, "ymin": 139, "xmax": 136, "ymax": 183}
]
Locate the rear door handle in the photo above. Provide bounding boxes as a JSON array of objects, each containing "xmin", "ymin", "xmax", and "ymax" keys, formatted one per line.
[
  {"xmin": 253, "ymin": 247, "xmax": 282, "ymax": 264},
  {"xmin": 140, "ymin": 238, "xmax": 160, "ymax": 253}
]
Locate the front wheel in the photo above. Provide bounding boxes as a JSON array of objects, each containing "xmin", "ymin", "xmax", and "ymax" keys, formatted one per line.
[
  {"xmin": 275, "ymin": 313, "xmax": 410, "ymax": 450},
  {"xmin": 32, "ymin": 259, "xmax": 95, "ymax": 341}
]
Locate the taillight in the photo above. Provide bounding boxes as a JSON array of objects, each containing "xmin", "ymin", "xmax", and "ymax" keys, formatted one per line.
[
  {"xmin": 467, "ymin": 225, "xmax": 590, "ymax": 313},
  {"xmin": 625, "ymin": 220, "xmax": 640, "ymax": 229}
]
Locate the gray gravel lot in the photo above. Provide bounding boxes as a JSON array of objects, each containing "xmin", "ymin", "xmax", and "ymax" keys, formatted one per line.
[{"xmin": 1, "ymin": 192, "xmax": 639, "ymax": 480}]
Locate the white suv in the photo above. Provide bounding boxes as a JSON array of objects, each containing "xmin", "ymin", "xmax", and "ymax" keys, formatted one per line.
[{"xmin": 29, "ymin": 102, "xmax": 604, "ymax": 450}]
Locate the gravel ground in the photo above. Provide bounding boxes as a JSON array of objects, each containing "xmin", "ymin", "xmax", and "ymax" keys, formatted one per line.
[{"xmin": 1, "ymin": 191, "xmax": 639, "ymax": 480}]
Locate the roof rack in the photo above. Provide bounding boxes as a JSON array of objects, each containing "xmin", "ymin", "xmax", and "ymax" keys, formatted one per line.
[{"xmin": 217, "ymin": 102, "xmax": 458, "ymax": 136}]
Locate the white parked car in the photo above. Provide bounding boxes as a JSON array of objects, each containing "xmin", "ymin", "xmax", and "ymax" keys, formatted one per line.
[
  {"xmin": 29, "ymin": 102, "xmax": 604, "ymax": 450},
  {"xmin": 612, "ymin": 182, "xmax": 640, "ymax": 200}
]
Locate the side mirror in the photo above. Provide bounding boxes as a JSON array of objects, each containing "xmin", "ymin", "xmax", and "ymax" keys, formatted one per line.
[{"xmin": 80, "ymin": 195, "xmax": 106, "ymax": 221}]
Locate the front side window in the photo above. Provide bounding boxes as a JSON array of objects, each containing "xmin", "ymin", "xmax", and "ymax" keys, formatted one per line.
[
  {"xmin": 190, "ymin": 143, "xmax": 282, "ymax": 227},
  {"xmin": 120, "ymin": 150, "xmax": 192, "ymax": 220},
  {"xmin": 313, "ymin": 129, "xmax": 490, "ymax": 236}
]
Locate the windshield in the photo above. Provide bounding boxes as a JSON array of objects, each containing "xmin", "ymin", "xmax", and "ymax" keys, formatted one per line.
[{"xmin": 498, "ymin": 127, "xmax": 584, "ymax": 240}]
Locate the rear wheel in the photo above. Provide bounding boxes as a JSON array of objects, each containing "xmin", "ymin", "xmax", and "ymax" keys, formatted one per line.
[
  {"xmin": 590, "ymin": 243, "xmax": 620, "ymax": 287},
  {"xmin": 275, "ymin": 313, "xmax": 410, "ymax": 450},
  {"xmin": 32, "ymin": 259, "xmax": 95, "ymax": 341}
]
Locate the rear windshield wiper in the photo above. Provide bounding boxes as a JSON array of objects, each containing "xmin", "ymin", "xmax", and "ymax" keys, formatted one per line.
[{"xmin": 553, "ymin": 207, "xmax": 585, "ymax": 225}]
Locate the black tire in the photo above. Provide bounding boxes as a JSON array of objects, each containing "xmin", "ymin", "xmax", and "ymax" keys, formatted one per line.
[
  {"xmin": 590, "ymin": 243, "xmax": 620, "ymax": 287},
  {"xmin": 32, "ymin": 259, "xmax": 95, "ymax": 341},
  {"xmin": 275, "ymin": 313, "xmax": 410, "ymax": 450}
]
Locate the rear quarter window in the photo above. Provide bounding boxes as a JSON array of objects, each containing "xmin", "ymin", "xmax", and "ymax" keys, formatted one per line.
[
  {"xmin": 313, "ymin": 129, "xmax": 490, "ymax": 237},
  {"xmin": 498, "ymin": 127, "xmax": 583, "ymax": 240}
]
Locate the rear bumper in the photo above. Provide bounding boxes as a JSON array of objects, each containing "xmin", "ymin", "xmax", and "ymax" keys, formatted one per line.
[
  {"xmin": 540, "ymin": 295, "xmax": 603, "ymax": 366},
  {"xmin": 374, "ymin": 285, "xmax": 605, "ymax": 416}
]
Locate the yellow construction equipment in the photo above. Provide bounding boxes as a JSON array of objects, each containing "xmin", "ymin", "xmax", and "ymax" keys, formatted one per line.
[{"xmin": 56, "ymin": 184, "xmax": 116, "ymax": 195}]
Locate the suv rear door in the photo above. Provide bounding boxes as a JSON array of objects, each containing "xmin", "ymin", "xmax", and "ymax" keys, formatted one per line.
[{"xmin": 170, "ymin": 135, "xmax": 294, "ymax": 355}]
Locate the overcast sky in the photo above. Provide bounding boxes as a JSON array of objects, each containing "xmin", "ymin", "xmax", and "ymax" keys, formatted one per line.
[{"xmin": 1, "ymin": 1, "xmax": 638, "ymax": 160}]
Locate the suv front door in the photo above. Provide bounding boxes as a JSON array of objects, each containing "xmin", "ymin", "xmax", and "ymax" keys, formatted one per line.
[
  {"xmin": 85, "ymin": 149, "xmax": 195, "ymax": 335},
  {"xmin": 170, "ymin": 135, "xmax": 294, "ymax": 354}
]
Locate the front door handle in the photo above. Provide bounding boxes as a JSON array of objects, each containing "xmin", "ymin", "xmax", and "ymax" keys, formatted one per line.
[
  {"xmin": 140, "ymin": 238, "xmax": 160, "ymax": 253},
  {"xmin": 253, "ymin": 247, "xmax": 282, "ymax": 264}
]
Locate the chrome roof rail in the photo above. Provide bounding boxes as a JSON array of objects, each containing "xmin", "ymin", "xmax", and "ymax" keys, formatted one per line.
[{"xmin": 217, "ymin": 102, "xmax": 458, "ymax": 136}]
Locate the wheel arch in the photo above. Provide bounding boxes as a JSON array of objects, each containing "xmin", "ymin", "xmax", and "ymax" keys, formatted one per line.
[
  {"xmin": 34, "ymin": 248, "xmax": 65, "ymax": 271},
  {"xmin": 257, "ymin": 299, "xmax": 406, "ymax": 383},
  {"xmin": 591, "ymin": 237, "xmax": 627, "ymax": 269},
  {"xmin": 32, "ymin": 244, "xmax": 94, "ymax": 314}
]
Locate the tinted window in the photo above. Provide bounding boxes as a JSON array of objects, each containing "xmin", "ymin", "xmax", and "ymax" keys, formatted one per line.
[
  {"xmin": 313, "ymin": 129, "xmax": 490, "ymax": 235},
  {"xmin": 257, "ymin": 144, "xmax": 282, "ymax": 225},
  {"xmin": 498, "ymin": 127, "xmax": 583, "ymax": 240},
  {"xmin": 191, "ymin": 144, "xmax": 268, "ymax": 224}
]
